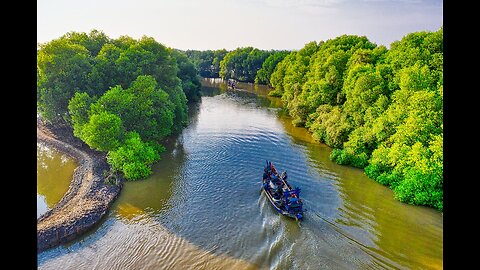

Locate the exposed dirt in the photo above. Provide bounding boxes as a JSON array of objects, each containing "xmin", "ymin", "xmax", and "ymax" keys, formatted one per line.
[{"xmin": 37, "ymin": 119, "xmax": 123, "ymax": 253}]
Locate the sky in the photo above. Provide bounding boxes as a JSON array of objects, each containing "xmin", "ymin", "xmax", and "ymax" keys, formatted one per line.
[{"xmin": 37, "ymin": 0, "xmax": 443, "ymax": 50}]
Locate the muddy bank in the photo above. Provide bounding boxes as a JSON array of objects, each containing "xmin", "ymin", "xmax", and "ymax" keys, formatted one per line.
[{"xmin": 37, "ymin": 119, "xmax": 123, "ymax": 253}]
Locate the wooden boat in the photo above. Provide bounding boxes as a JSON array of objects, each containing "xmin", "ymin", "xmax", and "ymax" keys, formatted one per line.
[{"xmin": 261, "ymin": 161, "xmax": 304, "ymax": 220}]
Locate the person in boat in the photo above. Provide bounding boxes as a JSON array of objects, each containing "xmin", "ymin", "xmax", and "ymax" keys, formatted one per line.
[
  {"xmin": 263, "ymin": 181, "xmax": 269, "ymax": 192},
  {"xmin": 265, "ymin": 163, "xmax": 271, "ymax": 174},
  {"xmin": 287, "ymin": 194, "xmax": 299, "ymax": 205},
  {"xmin": 275, "ymin": 186, "xmax": 285, "ymax": 201},
  {"xmin": 271, "ymin": 173, "xmax": 281, "ymax": 185},
  {"xmin": 264, "ymin": 165, "xmax": 272, "ymax": 180}
]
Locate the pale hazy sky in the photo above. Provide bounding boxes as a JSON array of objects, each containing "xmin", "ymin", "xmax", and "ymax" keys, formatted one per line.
[{"xmin": 37, "ymin": 0, "xmax": 443, "ymax": 50}]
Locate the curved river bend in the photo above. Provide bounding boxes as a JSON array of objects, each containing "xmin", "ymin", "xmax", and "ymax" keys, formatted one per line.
[{"xmin": 38, "ymin": 78, "xmax": 443, "ymax": 269}]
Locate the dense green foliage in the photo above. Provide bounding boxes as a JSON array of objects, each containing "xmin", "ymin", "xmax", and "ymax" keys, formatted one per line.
[
  {"xmin": 219, "ymin": 47, "xmax": 274, "ymax": 82},
  {"xmin": 107, "ymin": 132, "xmax": 162, "ymax": 180},
  {"xmin": 171, "ymin": 49, "xmax": 202, "ymax": 103},
  {"xmin": 38, "ymin": 30, "xmax": 202, "ymax": 180},
  {"xmin": 255, "ymin": 51, "xmax": 290, "ymax": 85},
  {"xmin": 37, "ymin": 30, "xmax": 200, "ymax": 125},
  {"xmin": 185, "ymin": 49, "xmax": 228, "ymax": 78},
  {"xmin": 80, "ymin": 112, "xmax": 124, "ymax": 152},
  {"xmin": 269, "ymin": 29, "xmax": 443, "ymax": 210},
  {"xmin": 271, "ymin": 41, "xmax": 321, "ymax": 110},
  {"xmin": 68, "ymin": 75, "xmax": 174, "ymax": 180}
]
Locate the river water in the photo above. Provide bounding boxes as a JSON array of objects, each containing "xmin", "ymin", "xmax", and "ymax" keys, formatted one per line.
[
  {"xmin": 37, "ymin": 78, "xmax": 443, "ymax": 269},
  {"xmin": 37, "ymin": 143, "xmax": 77, "ymax": 218}
]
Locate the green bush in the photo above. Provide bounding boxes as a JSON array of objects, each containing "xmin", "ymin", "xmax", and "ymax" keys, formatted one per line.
[
  {"xmin": 268, "ymin": 89, "xmax": 283, "ymax": 97},
  {"xmin": 107, "ymin": 132, "xmax": 160, "ymax": 181},
  {"xmin": 330, "ymin": 149, "xmax": 350, "ymax": 165},
  {"xmin": 330, "ymin": 149, "xmax": 369, "ymax": 168},
  {"xmin": 81, "ymin": 112, "xmax": 124, "ymax": 151}
]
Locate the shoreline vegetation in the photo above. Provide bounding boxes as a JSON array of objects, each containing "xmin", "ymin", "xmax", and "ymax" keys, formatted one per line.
[
  {"xmin": 37, "ymin": 27, "xmax": 442, "ymax": 250},
  {"xmin": 188, "ymin": 28, "xmax": 443, "ymax": 211},
  {"xmin": 37, "ymin": 30, "xmax": 202, "ymax": 182}
]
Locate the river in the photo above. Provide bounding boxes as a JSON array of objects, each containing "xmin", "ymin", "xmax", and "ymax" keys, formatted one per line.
[
  {"xmin": 37, "ymin": 78, "xmax": 443, "ymax": 269},
  {"xmin": 37, "ymin": 143, "xmax": 78, "ymax": 218}
]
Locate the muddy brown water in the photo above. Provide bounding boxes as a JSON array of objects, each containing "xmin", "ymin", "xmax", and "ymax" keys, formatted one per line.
[{"xmin": 37, "ymin": 143, "xmax": 78, "ymax": 218}]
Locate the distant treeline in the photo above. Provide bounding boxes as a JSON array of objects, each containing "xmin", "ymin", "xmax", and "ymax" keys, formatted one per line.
[
  {"xmin": 184, "ymin": 49, "xmax": 228, "ymax": 78},
  {"xmin": 187, "ymin": 28, "xmax": 443, "ymax": 210},
  {"xmin": 37, "ymin": 30, "xmax": 202, "ymax": 180},
  {"xmin": 185, "ymin": 48, "xmax": 289, "ymax": 85}
]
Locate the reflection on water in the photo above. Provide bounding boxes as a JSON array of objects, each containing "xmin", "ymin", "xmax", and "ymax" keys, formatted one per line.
[
  {"xmin": 37, "ymin": 143, "xmax": 77, "ymax": 218},
  {"xmin": 38, "ymin": 78, "xmax": 442, "ymax": 269}
]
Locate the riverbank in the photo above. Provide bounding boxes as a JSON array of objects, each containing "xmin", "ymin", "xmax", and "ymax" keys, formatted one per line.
[
  {"xmin": 37, "ymin": 119, "xmax": 123, "ymax": 252},
  {"xmin": 38, "ymin": 81, "xmax": 443, "ymax": 269}
]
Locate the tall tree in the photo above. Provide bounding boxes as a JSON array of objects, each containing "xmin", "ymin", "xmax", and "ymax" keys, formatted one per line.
[
  {"xmin": 37, "ymin": 38, "xmax": 93, "ymax": 123},
  {"xmin": 255, "ymin": 50, "xmax": 290, "ymax": 85}
]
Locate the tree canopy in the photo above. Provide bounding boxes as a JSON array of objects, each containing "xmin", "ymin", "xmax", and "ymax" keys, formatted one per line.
[
  {"xmin": 37, "ymin": 30, "xmax": 201, "ymax": 125},
  {"xmin": 38, "ymin": 30, "xmax": 202, "ymax": 180},
  {"xmin": 268, "ymin": 28, "xmax": 443, "ymax": 210},
  {"xmin": 255, "ymin": 51, "xmax": 290, "ymax": 86}
]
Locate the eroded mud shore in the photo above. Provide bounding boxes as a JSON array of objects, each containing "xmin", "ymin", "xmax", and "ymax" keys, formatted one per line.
[{"xmin": 37, "ymin": 119, "xmax": 123, "ymax": 252}]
